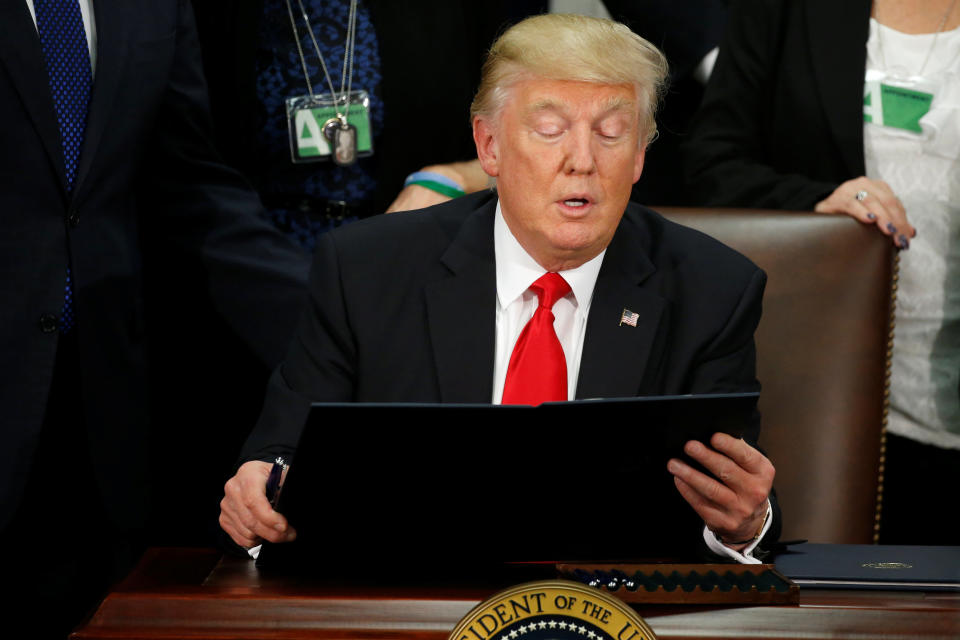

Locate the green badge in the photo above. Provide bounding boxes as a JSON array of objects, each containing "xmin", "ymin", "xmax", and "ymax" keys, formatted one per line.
[
  {"xmin": 864, "ymin": 80, "xmax": 933, "ymax": 133},
  {"xmin": 286, "ymin": 90, "xmax": 373, "ymax": 163}
]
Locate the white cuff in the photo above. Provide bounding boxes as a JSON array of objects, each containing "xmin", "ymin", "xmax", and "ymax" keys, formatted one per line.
[{"xmin": 702, "ymin": 500, "xmax": 773, "ymax": 564}]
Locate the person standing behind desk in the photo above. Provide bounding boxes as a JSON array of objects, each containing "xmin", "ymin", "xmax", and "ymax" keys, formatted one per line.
[
  {"xmin": 683, "ymin": 0, "xmax": 958, "ymax": 544},
  {"xmin": 189, "ymin": 0, "xmax": 520, "ymax": 250},
  {"xmin": 220, "ymin": 13, "xmax": 779, "ymax": 564},
  {"xmin": 0, "ymin": 1, "xmax": 309, "ymax": 636}
]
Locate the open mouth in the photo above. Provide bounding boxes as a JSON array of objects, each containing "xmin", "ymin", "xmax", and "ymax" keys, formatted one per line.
[{"xmin": 563, "ymin": 198, "xmax": 590, "ymax": 208}]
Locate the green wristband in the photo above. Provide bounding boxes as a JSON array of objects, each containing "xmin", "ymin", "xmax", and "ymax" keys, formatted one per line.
[{"xmin": 407, "ymin": 180, "xmax": 465, "ymax": 199}]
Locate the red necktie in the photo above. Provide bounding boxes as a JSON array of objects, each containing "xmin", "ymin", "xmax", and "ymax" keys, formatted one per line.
[{"xmin": 502, "ymin": 273, "xmax": 572, "ymax": 405}]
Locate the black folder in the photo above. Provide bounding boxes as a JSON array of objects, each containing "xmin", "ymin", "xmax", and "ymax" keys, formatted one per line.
[
  {"xmin": 775, "ymin": 543, "xmax": 960, "ymax": 590},
  {"xmin": 256, "ymin": 392, "xmax": 759, "ymax": 573}
]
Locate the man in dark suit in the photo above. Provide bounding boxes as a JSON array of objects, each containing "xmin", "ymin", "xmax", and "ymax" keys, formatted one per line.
[
  {"xmin": 1, "ymin": 0, "xmax": 308, "ymax": 635},
  {"xmin": 221, "ymin": 14, "xmax": 776, "ymax": 563}
]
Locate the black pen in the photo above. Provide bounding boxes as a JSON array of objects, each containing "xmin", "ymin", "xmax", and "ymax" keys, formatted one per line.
[{"xmin": 265, "ymin": 456, "xmax": 287, "ymax": 509}]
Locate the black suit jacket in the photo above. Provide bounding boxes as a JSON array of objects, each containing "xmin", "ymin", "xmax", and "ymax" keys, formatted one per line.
[
  {"xmin": 682, "ymin": 0, "xmax": 871, "ymax": 209},
  {"xmin": 0, "ymin": 0, "xmax": 309, "ymax": 532},
  {"xmin": 241, "ymin": 190, "xmax": 767, "ymax": 461}
]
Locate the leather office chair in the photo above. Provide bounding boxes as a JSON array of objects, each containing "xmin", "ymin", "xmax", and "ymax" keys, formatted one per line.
[{"xmin": 658, "ymin": 208, "xmax": 896, "ymax": 544}]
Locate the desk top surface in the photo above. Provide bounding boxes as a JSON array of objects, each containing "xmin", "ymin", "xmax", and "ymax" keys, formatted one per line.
[{"xmin": 72, "ymin": 548, "xmax": 960, "ymax": 640}]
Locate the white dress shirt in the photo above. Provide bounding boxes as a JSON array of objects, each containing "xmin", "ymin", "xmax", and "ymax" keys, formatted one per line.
[{"xmin": 492, "ymin": 201, "xmax": 604, "ymax": 403}]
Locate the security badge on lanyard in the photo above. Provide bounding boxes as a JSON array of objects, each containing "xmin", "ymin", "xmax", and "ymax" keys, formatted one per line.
[
  {"xmin": 283, "ymin": 0, "xmax": 372, "ymax": 165},
  {"xmin": 287, "ymin": 91, "xmax": 373, "ymax": 165},
  {"xmin": 863, "ymin": 70, "xmax": 936, "ymax": 133}
]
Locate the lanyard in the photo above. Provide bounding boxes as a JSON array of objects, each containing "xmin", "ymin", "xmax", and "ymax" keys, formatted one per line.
[
  {"xmin": 876, "ymin": 0, "xmax": 959, "ymax": 79},
  {"xmin": 283, "ymin": 0, "xmax": 359, "ymax": 124}
]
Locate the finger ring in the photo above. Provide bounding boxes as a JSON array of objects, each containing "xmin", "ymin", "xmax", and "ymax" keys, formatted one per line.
[{"xmin": 855, "ymin": 190, "xmax": 868, "ymax": 201}]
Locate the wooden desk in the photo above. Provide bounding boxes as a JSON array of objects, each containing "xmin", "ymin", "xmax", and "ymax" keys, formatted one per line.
[{"xmin": 72, "ymin": 548, "xmax": 960, "ymax": 640}]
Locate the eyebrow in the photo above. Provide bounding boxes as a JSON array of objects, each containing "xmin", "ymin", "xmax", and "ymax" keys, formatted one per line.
[{"xmin": 525, "ymin": 95, "xmax": 638, "ymax": 118}]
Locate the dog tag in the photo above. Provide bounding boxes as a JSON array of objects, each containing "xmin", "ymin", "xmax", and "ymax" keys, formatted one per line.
[{"xmin": 333, "ymin": 123, "xmax": 358, "ymax": 166}]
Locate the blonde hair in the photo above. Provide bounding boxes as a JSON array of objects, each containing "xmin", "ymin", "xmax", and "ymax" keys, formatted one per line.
[{"xmin": 470, "ymin": 14, "xmax": 668, "ymax": 146}]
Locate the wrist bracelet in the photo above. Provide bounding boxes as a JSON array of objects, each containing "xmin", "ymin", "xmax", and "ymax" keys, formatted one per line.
[
  {"xmin": 719, "ymin": 507, "xmax": 769, "ymax": 546},
  {"xmin": 404, "ymin": 170, "xmax": 466, "ymax": 198}
]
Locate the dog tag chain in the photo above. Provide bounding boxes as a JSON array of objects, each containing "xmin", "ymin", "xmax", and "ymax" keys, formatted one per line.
[{"xmin": 283, "ymin": 0, "xmax": 371, "ymax": 165}]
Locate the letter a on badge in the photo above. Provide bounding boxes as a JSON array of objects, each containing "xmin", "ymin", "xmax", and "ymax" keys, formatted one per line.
[{"xmin": 295, "ymin": 108, "xmax": 330, "ymax": 158}]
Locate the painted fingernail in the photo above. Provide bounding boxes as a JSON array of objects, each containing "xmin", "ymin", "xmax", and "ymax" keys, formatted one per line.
[
  {"xmin": 898, "ymin": 235, "xmax": 909, "ymax": 249},
  {"xmin": 866, "ymin": 212, "xmax": 877, "ymax": 221},
  {"xmin": 886, "ymin": 223, "xmax": 897, "ymax": 234}
]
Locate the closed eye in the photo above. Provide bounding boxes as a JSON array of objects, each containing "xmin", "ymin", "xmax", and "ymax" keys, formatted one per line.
[
  {"xmin": 596, "ymin": 114, "xmax": 631, "ymax": 141},
  {"xmin": 534, "ymin": 125, "xmax": 564, "ymax": 138},
  {"xmin": 528, "ymin": 110, "xmax": 567, "ymax": 139}
]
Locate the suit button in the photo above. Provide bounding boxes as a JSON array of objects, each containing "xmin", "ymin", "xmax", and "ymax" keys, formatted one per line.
[
  {"xmin": 67, "ymin": 209, "xmax": 80, "ymax": 227},
  {"xmin": 39, "ymin": 313, "xmax": 59, "ymax": 333}
]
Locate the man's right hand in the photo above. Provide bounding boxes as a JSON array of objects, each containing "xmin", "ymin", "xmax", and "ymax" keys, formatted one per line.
[{"xmin": 220, "ymin": 460, "xmax": 297, "ymax": 548}]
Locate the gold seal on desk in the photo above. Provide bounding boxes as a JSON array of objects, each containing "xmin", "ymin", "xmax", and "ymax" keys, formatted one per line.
[{"xmin": 448, "ymin": 580, "xmax": 657, "ymax": 640}]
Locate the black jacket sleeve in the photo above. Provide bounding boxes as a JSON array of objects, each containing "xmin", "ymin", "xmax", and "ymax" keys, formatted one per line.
[{"xmin": 682, "ymin": 0, "xmax": 847, "ymax": 210}]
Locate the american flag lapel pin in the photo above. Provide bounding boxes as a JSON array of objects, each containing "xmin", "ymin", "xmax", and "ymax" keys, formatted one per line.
[{"xmin": 619, "ymin": 308, "xmax": 639, "ymax": 327}]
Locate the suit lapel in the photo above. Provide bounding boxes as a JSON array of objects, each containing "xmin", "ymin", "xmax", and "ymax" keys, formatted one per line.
[
  {"xmin": 424, "ymin": 199, "xmax": 498, "ymax": 403},
  {"xmin": 576, "ymin": 210, "xmax": 665, "ymax": 400},
  {"xmin": 0, "ymin": 0, "xmax": 69, "ymax": 195},
  {"xmin": 74, "ymin": 0, "xmax": 131, "ymax": 194},
  {"xmin": 806, "ymin": 0, "xmax": 871, "ymax": 176}
]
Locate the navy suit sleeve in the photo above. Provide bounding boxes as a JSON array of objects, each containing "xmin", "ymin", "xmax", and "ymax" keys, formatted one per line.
[
  {"xmin": 688, "ymin": 267, "xmax": 765, "ymax": 441},
  {"xmin": 238, "ymin": 228, "xmax": 359, "ymax": 462},
  {"xmin": 690, "ymin": 264, "xmax": 782, "ymax": 551},
  {"xmin": 140, "ymin": 0, "xmax": 310, "ymax": 368}
]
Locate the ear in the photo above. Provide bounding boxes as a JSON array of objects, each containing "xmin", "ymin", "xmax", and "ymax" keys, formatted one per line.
[
  {"xmin": 632, "ymin": 145, "xmax": 646, "ymax": 184},
  {"xmin": 473, "ymin": 116, "xmax": 500, "ymax": 177}
]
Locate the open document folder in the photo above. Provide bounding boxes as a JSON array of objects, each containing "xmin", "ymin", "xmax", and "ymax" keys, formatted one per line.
[{"xmin": 256, "ymin": 392, "xmax": 760, "ymax": 573}]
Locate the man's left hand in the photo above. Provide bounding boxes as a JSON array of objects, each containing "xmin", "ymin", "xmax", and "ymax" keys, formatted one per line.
[{"xmin": 667, "ymin": 433, "xmax": 774, "ymax": 549}]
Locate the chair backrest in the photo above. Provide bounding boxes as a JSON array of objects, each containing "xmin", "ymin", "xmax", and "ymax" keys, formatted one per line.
[{"xmin": 658, "ymin": 208, "xmax": 895, "ymax": 544}]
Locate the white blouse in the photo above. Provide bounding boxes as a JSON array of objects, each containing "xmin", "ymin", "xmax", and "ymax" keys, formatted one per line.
[{"xmin": 864, "ymin": 18, "xmax": 960, "ymax": 449}]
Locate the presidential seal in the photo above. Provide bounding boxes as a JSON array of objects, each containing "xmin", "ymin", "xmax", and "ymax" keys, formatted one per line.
[{"xmin": 448, "ymin": 581, "xmax": 657, "ymax": 640}]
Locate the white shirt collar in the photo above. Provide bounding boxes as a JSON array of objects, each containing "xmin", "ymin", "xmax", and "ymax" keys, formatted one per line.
[{"xmin": 494, "ymin": 200, "xmax": 605, "ymax": 310}]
